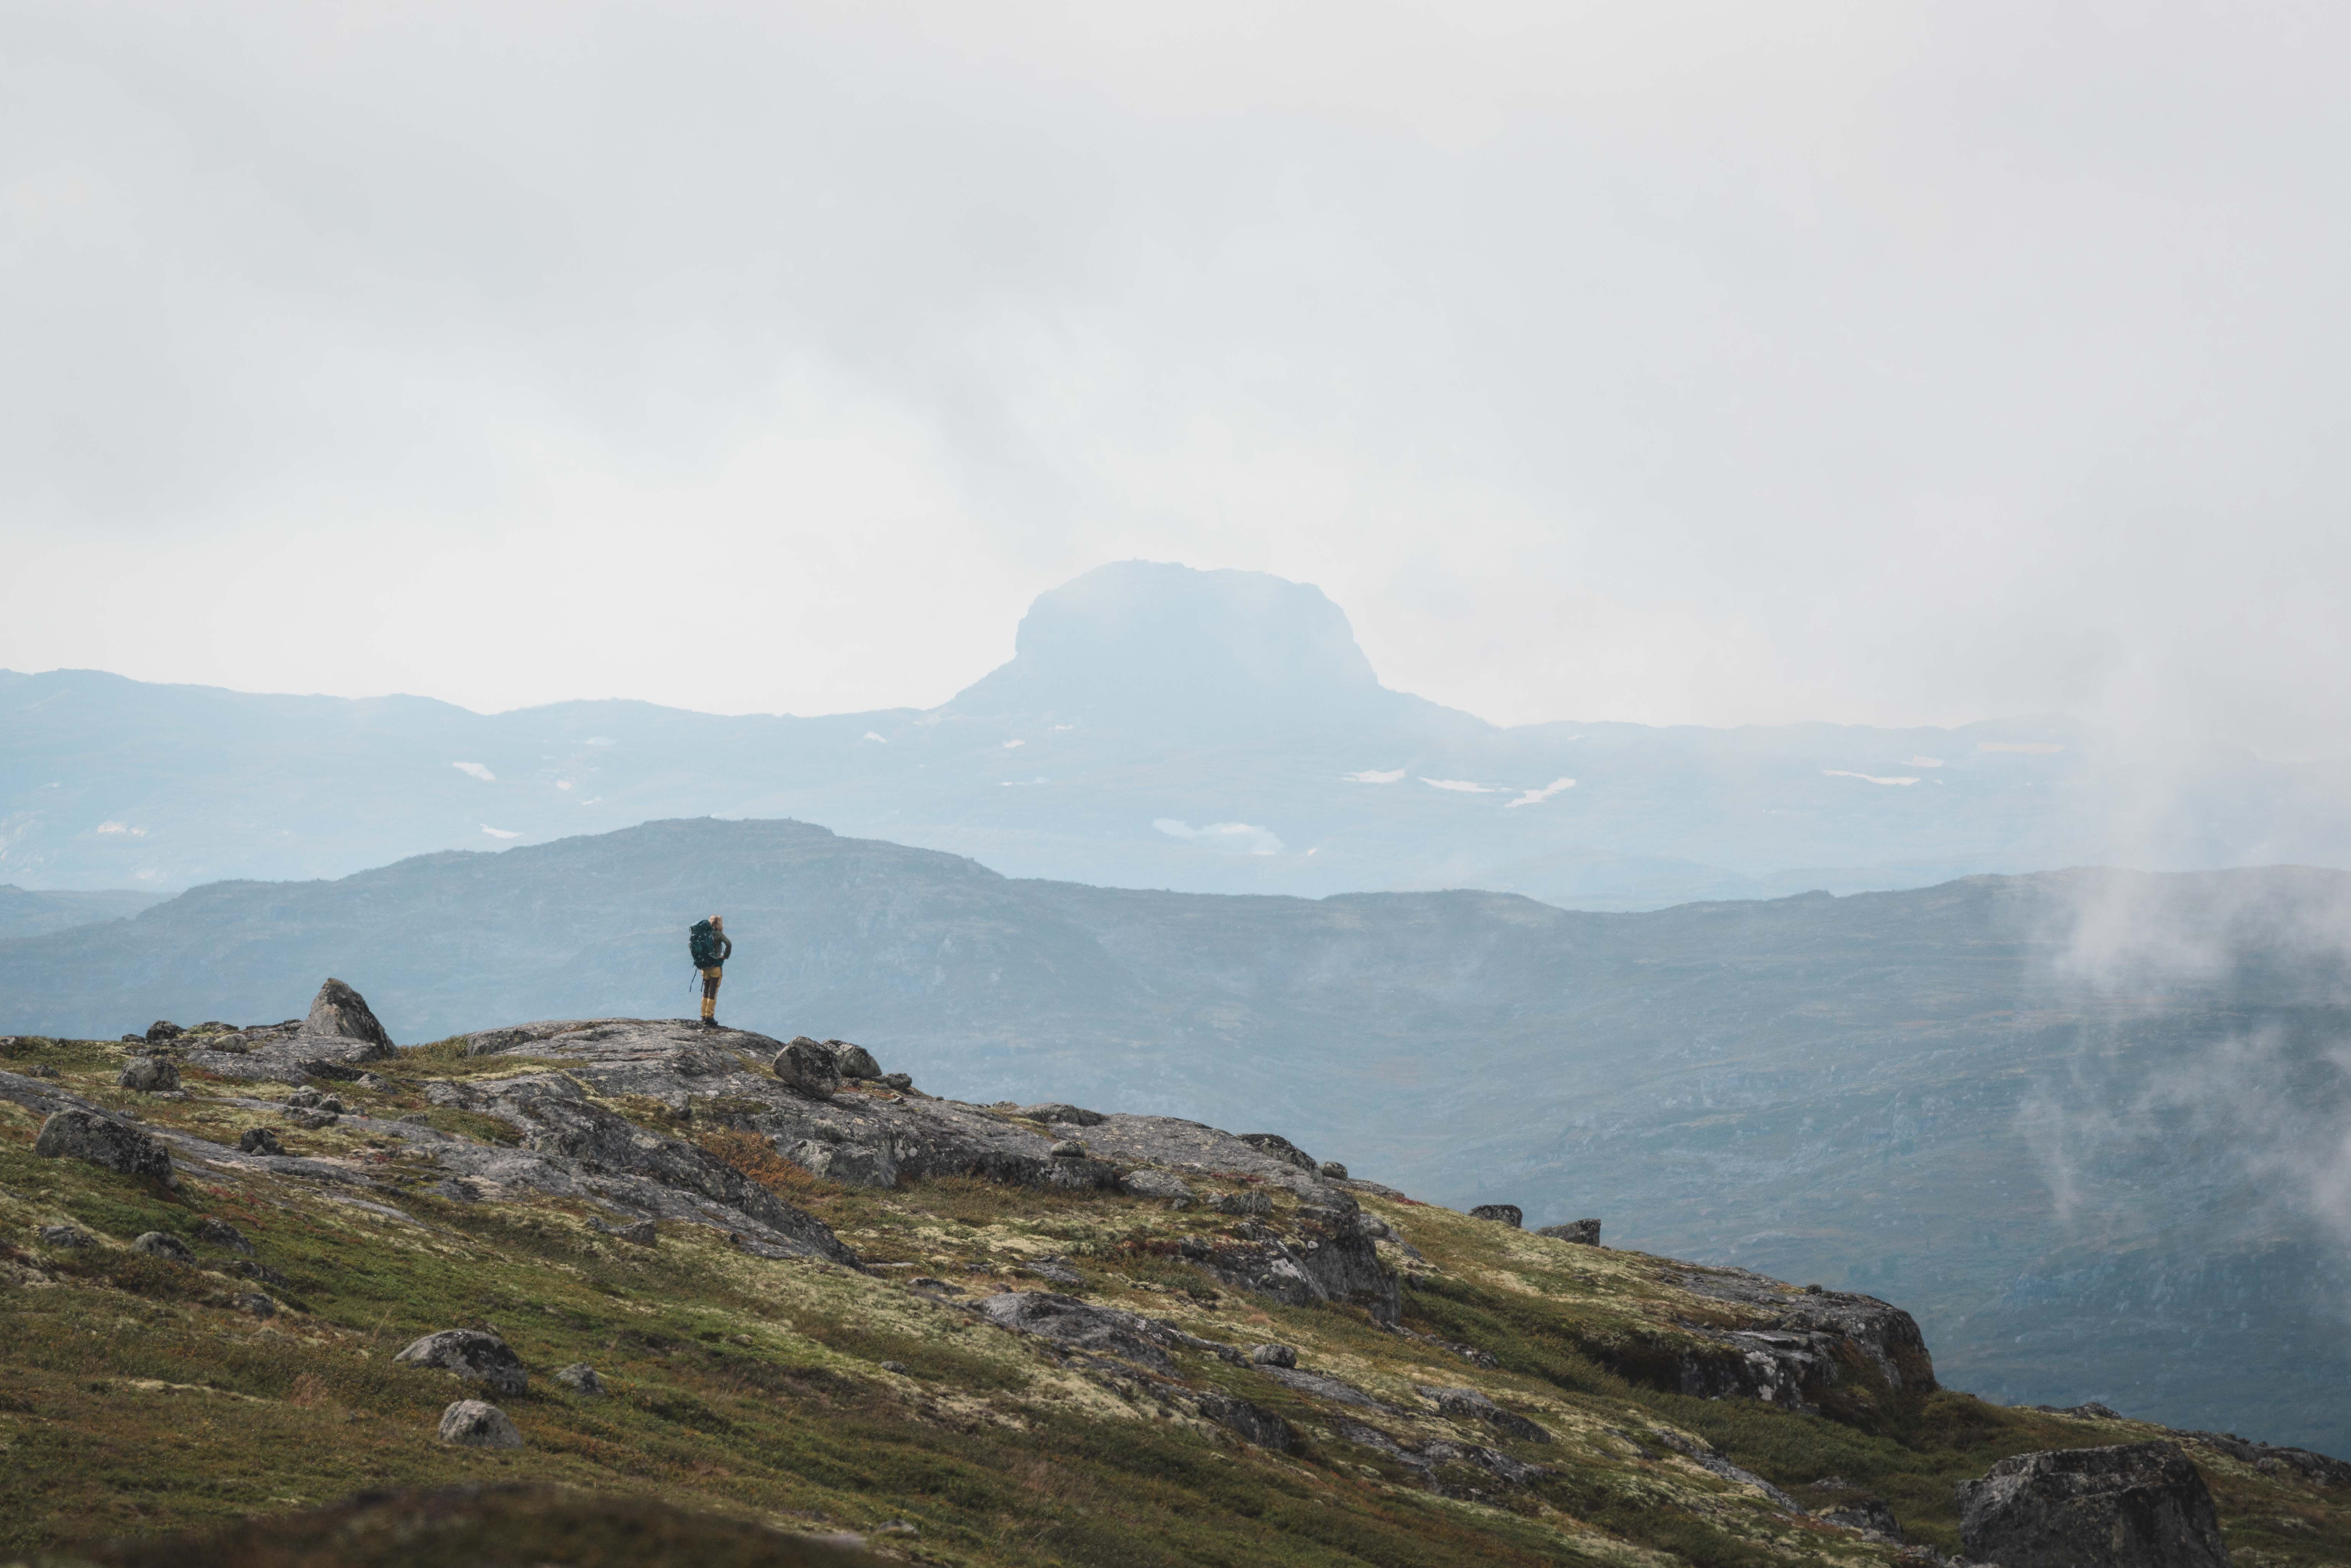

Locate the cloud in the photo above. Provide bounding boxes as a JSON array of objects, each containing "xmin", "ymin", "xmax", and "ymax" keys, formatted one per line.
[
  {"xmin": 480, "ymin": 824, "xmax": 519, "ymax": 839},
  {"xmin": 863, "ymin": 731, "xmax": 887, "ymax": 742},
  {"xmin": 1343, "ymin": 768, "xmax": 1405, "ymax": 783},
  {"xmin": 1905, "ymin": 756, "xmax": 1946, "ymax": 768},
  {"xmin": 1420, "ymin": 778, "xmax": 1501, "ymax": 793},
  {"xmin": 1506, "ymin": 777, "xmax": 1577, "ymax": 808},
  {"xmin": 1977, "ymin": 742, "xmax": 2065, "ymax": 755},
  {"xmin": 94, "ymin": 821, "xmax": 147, "ymax": 836},
  {"xmin": 1002, "ymin": 739, "xmax": 1025, "ymax": 749},
  {"xmin": 1823, "ymin": 770, "xmax": 1919, "ymax": 786},
  {"xmin": 1153, "ymin": 818, "xmax": 1283, "ymax": 855},
  {"xmin": 452, "ymin": 762, "xmax": 496, "ymax": 782}
]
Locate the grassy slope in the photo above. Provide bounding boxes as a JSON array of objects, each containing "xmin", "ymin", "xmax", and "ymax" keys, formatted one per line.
[{"xmin": 0, "ymin": 1033, "xmax": 2344, "ymax": 1568}]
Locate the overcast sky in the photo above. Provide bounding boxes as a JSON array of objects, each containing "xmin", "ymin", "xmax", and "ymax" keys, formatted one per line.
[{"xmin": 4, "ymin": 2, "xmax": 2345, "ymax": 750}]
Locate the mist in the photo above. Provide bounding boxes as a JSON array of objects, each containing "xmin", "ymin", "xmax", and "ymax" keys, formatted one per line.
[{"xmin": 5, "ymin": 1, "xmax": 2349, "ymax": 762}]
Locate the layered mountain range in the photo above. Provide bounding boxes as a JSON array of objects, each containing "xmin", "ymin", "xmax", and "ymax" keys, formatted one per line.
[
  {"xmin": 8, "ymin": 814, "xmax": 2350, "ymax": 1456},
  {"xmin": 9, "ymin": 561, "xmax": 2347, "ymax": 907}
]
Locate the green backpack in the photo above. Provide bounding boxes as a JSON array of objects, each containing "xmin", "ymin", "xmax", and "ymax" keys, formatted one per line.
[{"xmin": 688, "ymin": 919, "xmax": 720, "ymax": 969}]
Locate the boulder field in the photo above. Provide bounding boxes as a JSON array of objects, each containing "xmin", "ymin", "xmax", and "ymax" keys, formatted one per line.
[{"xmin": 0, "ymin": 985, "xmax": 2346, "ymax": 1566}]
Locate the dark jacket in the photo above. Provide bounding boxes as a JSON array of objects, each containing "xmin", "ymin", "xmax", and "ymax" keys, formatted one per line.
[{"xmin": 688, "ymin": 921, "xmax": 733, "ymax": 970}]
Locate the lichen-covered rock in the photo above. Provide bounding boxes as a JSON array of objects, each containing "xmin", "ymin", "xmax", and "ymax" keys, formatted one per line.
[
  {"xmin": 37, "ymin": 1225, "xmax": 93, "ymax": 1249},
  {"xmin": 438, "ymin": 1399, "xmax": 523, "ymax": 1449},
  {"xmin": 554, "ymin": 1362, "xmax": 608, "ymax": 1396},
  {"xmin": 1537, "ymin": 1218, "xmax": 1602, "ymax": 1245},
  {"xmin": 230, "ymin": 1292, "xmax": 276, "ymax": 1318},
  {"xmin": 238, "ymin": 1127, "xmax": 285, "ymax": 1156},
  {"xmin": 1190, "ymin": 1390, "xmax": 1296, "ymax": 1451},
  {"xmin": 1120, "ymin": 1167, "xmax": 1193, "ymax": 1202},
  {"xmin": 306, "ymin": 978, "xmax": 393, "ymax": 1049},
  {"xmin": 1468, "ymin": 1204, "xmax": 1522, "ymax": 1228},
  {"xmin": 1047, "ymin": 1139, "xmax": 1087, "ymax": 1159},
  {"xmin": 145, "ymin": 1020, "xmax": 184, "ymax": 1044},
  {"xmin": 1958, "ymin": 1442, "xmax": 2229, "ymax": 1568},
  {"xmin": 831, "ymin": 1042, "xmax": 881, "ymax": 1079},
  {"xmin": 1017, "ymin": 1102, "xmax": 1106, "ymax": 1127},
  {"xmin": 195, "ymin": 1216, "xmax": 254, "ymax": 1254},
  {"xmin": 132, "ymin": 1230, "xmax": 195, "ymax": 1262},
  {"xmin": 1236, "ymin": 1132, "xmax": 1316, "ymax": 1172},
  {"xmin": 397, "ymin": 1329, "xmax": 528, "ymax": 1396},
  {"xmin": 34, "ymin": 1109, "xmax": 177, "ymax": 1187},
  {"xmin": 1318, "ymin": 1160, "xmax": 1349, "ymax": 1180},
  {"xmin": 773, "ymin": 1039, "xmax": 841, "ymax": 1099},
  {"xmin": 1249, "ymin": 1343, "xmax": 1296, "ymax": 1368},
  {"xmin": 1419, "ymin": 1385, "xmax": 1552, "ymax": 1443},
  {"xmin": 117, "ymin": 1056, "xmax": 180, "ymax": 1092}
]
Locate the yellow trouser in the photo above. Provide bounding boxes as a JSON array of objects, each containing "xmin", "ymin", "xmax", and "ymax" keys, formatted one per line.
[{"xmin": 700, "ymin": 966, "xmax": 722, "ymax": 1019}]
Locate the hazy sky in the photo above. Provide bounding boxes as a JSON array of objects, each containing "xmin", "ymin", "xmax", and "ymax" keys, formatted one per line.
[{"xmin": 5, "ymin": 2, "xmax": 2346, "ymax": 750}]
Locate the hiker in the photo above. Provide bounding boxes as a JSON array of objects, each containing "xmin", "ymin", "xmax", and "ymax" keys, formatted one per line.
[{"xmin": 689, "ymin": 914, "xmax": 732, "ymax": 1028}]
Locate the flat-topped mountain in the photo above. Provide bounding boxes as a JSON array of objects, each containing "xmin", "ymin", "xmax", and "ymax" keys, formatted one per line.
[
  {"xmin": 5, "ymin": 999, "xmax": 2343, "ymax": 1565},
  {"xmin": 9, "ymin": 562, "xmax": 2346, "ymax": 907},
  {"xmin": 7, "ymin": 815, "xmax": 2351, "ymax": 1456}
]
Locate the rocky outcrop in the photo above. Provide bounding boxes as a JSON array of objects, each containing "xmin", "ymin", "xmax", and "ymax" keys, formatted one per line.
[
  {"xmin": 306, "ymin": 978, "xmax": 393, "ymax": 1049},
  {"xmin": 1957, "ymin": 1442, "xmax": 2230, "ymax": 1567},
  {"xmin": 1236, "ymin": 1132, "xmax": 1318, "ymax": 1172},
  {"xmin": 773, "ymin": 1039, "xmax": 841, "ymax": 1099},
  {"xmin": 1419, "ymin": 1385, "xmax": 1551, "ymax": 1443},
  {"xmin": 1537, "ymin": 1218, "xmax": 1601, "ymax": 1245},
  {"xmin": 397, "ymin": 1329, "xmax": 528, "ymax": 1396},
  {"xmin": 117, "ymin": 1056, "xmax": 180, "ymax": 1093},
  {"xmin": 1663, "ymin": 1264, "xmax": 1937, "ymax": 1413},
  {"xmin": 33, "ymin": 1108, "xmax": 177, "ymax": 1187},
  {"xmin": 1195, "ymin": 1190, "xmax": 1401, "ymax": 1324},
  {"xmin": 1468, "ymin": 1204, "xmax": 1522, "ymax": 1228}
]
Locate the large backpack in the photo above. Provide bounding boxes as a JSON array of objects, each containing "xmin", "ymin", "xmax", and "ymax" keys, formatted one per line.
[{"xmin": 688, "ymin": 919, "xmax": 719, "ymax": 968}]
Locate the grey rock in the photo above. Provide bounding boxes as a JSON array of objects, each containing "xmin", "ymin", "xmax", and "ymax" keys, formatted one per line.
[
  {"xmin": 878, "ymin": 1360, "xmax": 908, "ymax": 1374},
  {"xmin": 145, "ymin": 1020, "xmax": 184, "ymax": 1044},
  {"xmin": 38, "ymin": 1224, "xmax": 93, "ymax": 1248},
  {"xmin": 21, "ymin": 1062, "xmax": 59, "ymax": 1078},
  {"xmin": 1537, "ymin": 1218, "xmax": 1602, "ymax": 1245},
  {"xmin": 1191, "ymin": 1390, "xmax": 1296, "ymax": 1452},
  {"xmin": 1018, "ymin": 1102, "xmax": 1106, "ymax": 1127},
  {"xmin": 554, "ymin": 1362, "xmax": 607, "ymax": 1396},
  {"xmin": 1667, "ymin": 1265, "xmax": 1939, "ymax": 1406},
  {"xmin": 33, "ymin": 1109, "xmax": 177, "ymax": 1187},
  {"xmin": 132, "ymin": 1230, "xmax": 195, "ymax": 1263},
  {"xmin": 1019, "ymin": 1257, "xmax": 1083, "ymax": 1287},
  {"xmin": 438, "ymin": 1398, "xmax": 523, "ymax": 1449},
  {"xmin": 396, "ymin": 1328, "xmax": 528, "ymax": 1396},
  {"xmin": 1318, "ymin": 1160, "xmax": 1349, "ymax": 1180},
  {"xmin": 231, "ymin": 1257, "xmax": 292, "ymax": 1288},
  {"xmin": 1047, "ymin": 1139, "xmax": 1087, "ymax": 1159},
  {"xmin": 1649, "ymin": 1429, "xmax": 1802, "ymax": 1511},
  {"xmin": 1468, "ymin": 1203, "xmax": 1523, "ymax": 1228},
  {"xmin": 1203, "ymin": 1194, "xmax": 1402, "ymax": 1324},
  {"xmin": 306, "ymin": 978, "xmax": 394, "ymax": 1050},
  {"xmin": 1419, "ymin": 1385, "xmax": 1552, "ymax": 1443},
  {"xmin": 831, "ymin": 1042, "xmax": 882, "ymax": 1079},
  {"xmin": 1236, "ymin": 1132, "xmax": 1317, "ymax": 1172},
  {"xmin": 596, "ymin": 1218, "xmax": 658, "ymax": 1246},
  {"xmin": 2176, "ymin": 1427, "xmax": 2351, "ymax": 1488},
  {"xmin": 281, "ymin": 1107, "xmax": 339, "ymax": 1130},
  {"xmin": 195, "ymin": 1216, "xmax": 254, "ymax": 1254},
  {"xmin": 1957, "ymin": 1442, "xmax": 2229, "ymax": 1568},
  {"xmin": 287, "ymin": 1085, "xmax": 324, "ymax": 1107},
  {"xmin": 1211, "ymin": 1190, "xmax": 1272, "ymax": 1216},
  {"xmin": 117, "ymin": 1056, "xmax": 180, "ymax": 1093},
  {"xmin": 1248, "ymin": 1343, "xmax": 1297, "ymax": 1368},
  {"xmin": 397, "ymin": 1112, "xmax": 431, "ymax": 1125},
  {"xmin": 237, "ymin": 1127, "xmax": 285, "ymax": 1156},
  {"xmin": 1119, "ymin": 1167, "xmax": 1193, "ymax": 1202},
  {"xmin": 230, "ymin": 1292, "xmax": 276, "ymax": 1319},
  {"xmin": 1821, "ymin": 1498, "xmax": 1902, "ymax": 1540},
  {"xmin": 773, "ymin": 1039, "xmax": 841, "ymax": 1099},
  {"xmin": 977, "ymin": 1290, "xmax": 1248, "ymax": 1374},
  {"xmin": 877, "ymin": 1073, "xmax": 912, "ymax": 1091}
]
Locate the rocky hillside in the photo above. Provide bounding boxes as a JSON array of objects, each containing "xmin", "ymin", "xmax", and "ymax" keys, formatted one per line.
[
  {"xmin": 2, "ymin": 986, "xmax": 2346, "ymax": 1566},
  {"xmin": 10, "ymin": 817, "xmax": 2351, "ymax": 1453}
]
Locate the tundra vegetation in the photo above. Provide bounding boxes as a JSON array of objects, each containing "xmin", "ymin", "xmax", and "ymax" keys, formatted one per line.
[{"xmin": 0, "ymin": 1012, "xmax": 2345, "ymax": 1568}]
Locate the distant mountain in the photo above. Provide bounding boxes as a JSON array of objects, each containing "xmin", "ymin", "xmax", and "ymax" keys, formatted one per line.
[
  {"xmin": 8, "ymin": 561, "xmax": 2345, "ymax": 906},
  {"xmin": 0, "ymin": 884, "xmax": 163, "ymax": 940},
  {"xmin": 7, "ymin": 814, "xmax": 2349, "ymax": 1452}
]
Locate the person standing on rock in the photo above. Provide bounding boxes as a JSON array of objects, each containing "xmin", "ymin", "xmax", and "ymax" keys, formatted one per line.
[{"xmin": 689, "ymin": 915, "xmax": 732, "ymax": 1029}]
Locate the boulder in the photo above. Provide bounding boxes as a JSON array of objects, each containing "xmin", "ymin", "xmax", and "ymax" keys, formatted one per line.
[
  {"xmin": 281, "ymin": 1107, "xmax": 339, "ymax": 1130},
  {"xmin": 238, "ymin": 1127, "xmax": 285, "ymax": 1156},
  {"xmin": 1420, "ymin": 1385, "xmax": 1552, "ymax": 1443},
  {"xmin": 1017, "ymin": 1102, "xmax": 1106, "ymax": 1128},
  {"xmin": 878, "ymin": 1073, "xmax": 913, "ymax": 1091},
  {"xmin": 831, "ymin": 1042, "xmax": 882, "ymax": 1079},
  {"xmin": 145, "ymin": 1021, "xmax": 183, "ymax": 1044},
  {"xmin": 1248, "ymin": 1343, "xmax": 1297, "ymax": 1368},
  {"xmin": 1957, "ymin": 1442, "xmax": 2229, "ymax": 1568},
  {"xmin": 1047, "ymin": 1139, "xmax": 1087, "ymax": 1159},
  {"xmin": 1537, "ymin": 1218, "xmax": 1602, "ymax": 1246},
  {"xmin": 230, "ymin": 1292, "xmax": 276, "ymax": 1319},
  {"xmin": 1120, "ymin": 1168, "xmax": 1193, "ymax": 1202},
  {"xmin": 1236, "ymin": 1132, "xmax": 1317, "ymax": 1172},
  {"xmin": 34, "ymin": 1109, "xmax": 177, "ymax": 1187},
  {"xmin": 1211, "ymin": 1190, "xmax": 1272, "ymax": 1216},
  {"xmin": 772, "ymin": 1040, "xmax": 840, "ymax": 1099},
  {"xmin": 396, "ymin": 1329, "xmax": 528, "ymax": 1396},
  {"xmin": 37, "ymin": 1225, "xmax": 93, "ymax": 1249},
  {"xmin": 1191, "ymin": 1390, "xmax": 1297, "ymax": 1451},
  {"xmin": 1318, "ymin": 1160, "xmax": 1349, "ymax": 1180},
  {"xmin": 1822, "ymin": 1498, "xmax": 1902, "ymax": 1540},
  {"xmin": 1468, "ymin": 1204, "xmax": 1523, "ymax": 1228},
  {"xmin": 117, "ymin": 1056, "xmax": 181, "ymax": 1093},
  {"xmin": 554, "ymin": 1362, "xmax": 608, "ymax": 1396},
  {"xmin": 305, "ymin": 978, "xmax": 394, "ymax": 1050},
  {"xmin": 438, "ymin": 1399, "xmax": 523, "ymax": 1449},
  {"xmin": 132, "ymin": 1231, "xmax": 195, "ymax": 1263},
  {"xmin": 195, "ymin": 1216, "xmax": 255, "ymax": 1254}
]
